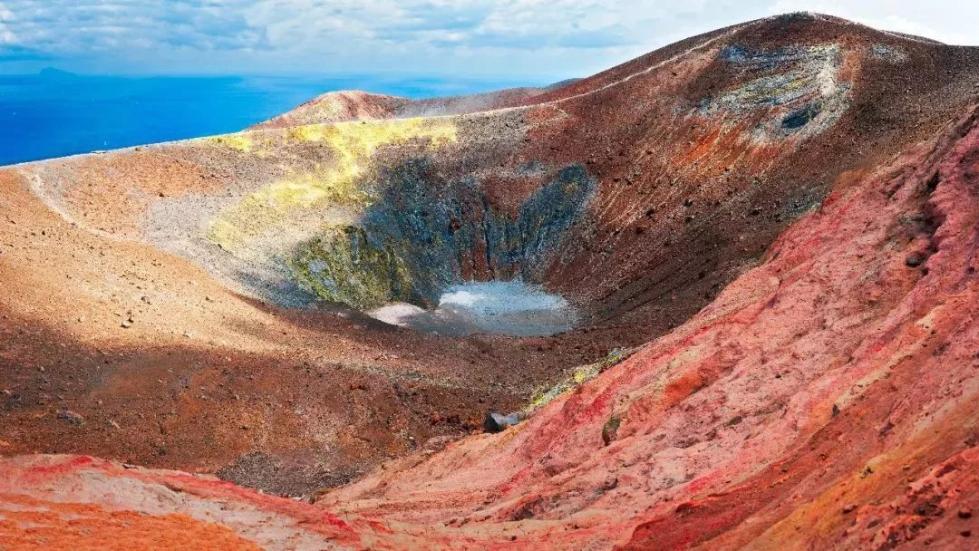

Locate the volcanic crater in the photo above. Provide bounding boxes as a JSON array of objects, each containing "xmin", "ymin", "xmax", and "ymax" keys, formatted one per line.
[{"xmin": 4, "ymin": 12, "xmax": 979, "ymax": 550}]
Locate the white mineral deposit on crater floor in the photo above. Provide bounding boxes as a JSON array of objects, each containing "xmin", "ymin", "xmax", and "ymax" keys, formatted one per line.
[{"xmin": 368, "ymin": 280, "xmax": 576, "ymax": 336}]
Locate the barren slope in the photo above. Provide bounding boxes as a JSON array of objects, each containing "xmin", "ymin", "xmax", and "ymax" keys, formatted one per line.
[
  {"xmin": 3, "ymin": 12, "xmax": 979, "ymax": 550},
  {"xmin": 320, "ymin": 102, "xmax": 979, "ymax": 550}
]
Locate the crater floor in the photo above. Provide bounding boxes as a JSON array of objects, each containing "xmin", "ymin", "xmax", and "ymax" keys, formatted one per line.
[{"xmin": 368, "ymin": 280, "xmax": 577, "ymax": 337}]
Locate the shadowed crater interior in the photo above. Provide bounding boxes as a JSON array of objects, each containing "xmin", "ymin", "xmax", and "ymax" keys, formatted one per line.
[{"xmin": 288, "ymin": 160, "xmax": 596, "ymax": 335}]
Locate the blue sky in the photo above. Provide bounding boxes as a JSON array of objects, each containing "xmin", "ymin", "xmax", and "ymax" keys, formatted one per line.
[{"xmin": 0, "ymin": 1, "xmax": 976, "ymax": 80}]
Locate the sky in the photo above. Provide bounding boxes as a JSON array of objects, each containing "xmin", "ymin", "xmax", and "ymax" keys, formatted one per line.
[{"xmin": 0, "ymin": 1, "xmax": 976, "ymax": 81}]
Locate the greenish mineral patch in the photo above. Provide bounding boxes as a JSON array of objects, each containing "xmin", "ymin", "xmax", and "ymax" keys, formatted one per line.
[
  {"xmin": 525, "ymin": 347, "xmax": 634, "ymax": 414},
  {"xmin": 289, "ymin": 225, "xmax": 414, "ymax": 310}
]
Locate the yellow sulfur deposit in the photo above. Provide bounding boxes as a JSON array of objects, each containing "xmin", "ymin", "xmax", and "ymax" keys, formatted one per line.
[
  {"xmin": 208, "ymin": 118, "xmax": 457, "ymax": 252},
  {"xmin": 203, "ymin": 133, "xmax": 255, "ymax": 152}
]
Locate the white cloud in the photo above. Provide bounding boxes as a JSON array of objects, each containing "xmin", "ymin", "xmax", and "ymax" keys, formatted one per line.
[
  {"xmin": 0, "ymin": 1, "xmax": 974, "ymax": 76},
  {"xmin": 0, "ymin": 2, "xmax": 16, "ymax": 44}
]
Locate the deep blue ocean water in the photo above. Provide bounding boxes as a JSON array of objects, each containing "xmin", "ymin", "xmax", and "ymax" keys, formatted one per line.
[{"xmin": 0, "ymin": 69, "xmax": 529, "ymax": 166}]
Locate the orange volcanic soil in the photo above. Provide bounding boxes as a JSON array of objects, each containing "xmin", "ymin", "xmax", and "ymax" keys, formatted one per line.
[{"xmin": 4, "ymin": 12, "xmax": 979, "ymax": 549}]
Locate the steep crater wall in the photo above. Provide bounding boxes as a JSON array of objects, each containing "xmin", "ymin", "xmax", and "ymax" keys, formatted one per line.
[{"xmin": 289, "ymin": 161, "xmax": 595, "ymax": 310}]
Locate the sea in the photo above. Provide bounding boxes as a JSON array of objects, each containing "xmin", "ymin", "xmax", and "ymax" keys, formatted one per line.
[{"xmin": 0, "ymin": 69, "xmax": 529, "ymax": 167}]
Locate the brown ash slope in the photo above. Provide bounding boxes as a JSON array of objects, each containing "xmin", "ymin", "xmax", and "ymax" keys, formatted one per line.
[
  {"xmin": 252, "ymin": 85, "xmax": 558, "ymax": 129},
  {"xmin": 2, "ymin": 13, "xmax": 979, "ymax": 548}
]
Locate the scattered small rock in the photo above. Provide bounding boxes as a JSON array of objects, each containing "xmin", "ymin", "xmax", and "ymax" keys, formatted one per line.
[
  {"xmin": 57, "ymin": 409, "xmax": 84, "ymax": 426},
  {"xmin": 602, "ymin": 415, "xmax": 621, "ymax": 446},
  {"xmin": 842, "ymin": 504, "xmax": 857, "ymax": 514},
  {"xmin": 905, "ymin": 252, "xmax": 926, "ymax": 268},
  {"xmin": 484, "ymin": 411, "xmax": 524, "ymax": 433},
  {"xmin": 959, "ymin": 508, "xmax": 973, "ymax": 519}
]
